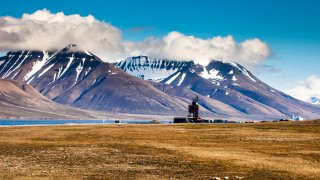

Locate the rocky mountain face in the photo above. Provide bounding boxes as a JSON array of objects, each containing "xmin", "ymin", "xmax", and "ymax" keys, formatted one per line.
[
  {"xmin": 0, "ymin": 45, "xmax": 188, "ymax": 115},
  {"xmin": 115, "ymin": 56, "xmax": 320, "ymax": 120}
]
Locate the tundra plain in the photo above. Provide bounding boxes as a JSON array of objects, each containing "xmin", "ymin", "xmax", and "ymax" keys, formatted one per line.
[{"xmin": 0, "ymin": 120, "xmax": 319, "ymax": 179}]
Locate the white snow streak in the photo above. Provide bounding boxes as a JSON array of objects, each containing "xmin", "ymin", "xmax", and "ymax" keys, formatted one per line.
[
  {"xmin": 230, "ymin": 62, "xmax": 256, "ymax": 82},
  {"xmin": 0, "ymin": 54, "xmax": 15, "ymax": 74},
  {"xmin": 75, "ymin": 62, "xmax": 84, "ymax": 83},
  {"xmin": 11, "ymin": 69, "xmax": 20, "ymax": 79},
  {"xmin": 24, "ymin": 51, "xmax": 50, "ymax": 81},
  {"xmin": 3, "ymin": 51, "xmax": 30, "ymax": 78},
  {"xmin": 84, "ymin": 51, "xmax": 92, "ymax": 56},
  {"xmin": 177, "ymin": 73, "xmax": 186, "ymax": 86},
  {"xmin": 232, "ymin": 76, "xmax": 237, "ymax": 81},
  {"xmin": 212, "ymin": 89, "xmax": 218, "ymax": 95},
  {"xmin": 38, "ymin": 64, "xmax": 55, "ymax": 77},
  {"xmin": 26, "ymin": 76, "xmax": 35, "ymax": 84},
  {"xmin": 92, "ymin": 79, "xmax": 97, "ymax": 85},
  {"xmin": 165, "ymin": 72, "xmax": 181, "ymax": 84},
  {"xmin": 58, "ymin": 54, "xmax": 74, "ymax": 79}
]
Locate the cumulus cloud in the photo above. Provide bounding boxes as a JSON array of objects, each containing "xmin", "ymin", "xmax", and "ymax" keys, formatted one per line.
[
  {"xmin": 0, "ymin": 9, "xmax": 271, "ymax": 65},
  {"xmin": 286, "ymin": 76, "xmax": 320, "ymax": 103},
  {"xmin": 0, "ymin": 9, "xmax": 125, "ymax": 59},
  {"xmin": 125, "ymin": 32, "xmax": 271, "ymax": 65}
]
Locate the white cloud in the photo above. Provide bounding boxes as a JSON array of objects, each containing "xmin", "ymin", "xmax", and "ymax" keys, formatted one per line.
[
  {"xmin": 286, "ymin": 76, "xmax": 320, "ymax": 103},
  {"xmin": 0, "ymin": 9, "xmax": 271, "ymax": 65},
  {"xmin": 0, "ymin": 9, "xmax": 125, "ymax": 60},
  {"xmin": 124, "ymin": 32, "xmax": 271, "ymax": 65}
]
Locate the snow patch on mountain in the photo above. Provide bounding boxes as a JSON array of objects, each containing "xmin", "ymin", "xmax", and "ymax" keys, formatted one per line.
[
  {"xmin": 24, "ymin": 51, "xmax": 50, "ymax": 81},
  {"xmin": 11, "ymin": 69, "xmax": 21, "ymax": 80},
  {"xmin": 165, "ymin": 72, "xmax": 181, "ymax": 84},
  {"xmin": 58, "ymin": 54, "xmax": 74, "ymax": 79},
  {"xmin": 311, "ymin": 97, "xmax": 320, "ymax": 105},
  {"xmin": 39, "ymin": 64, "xmax": 55, "ymax": 78},
  {"xmin": 75, "ymin": 62, "xmax": 84, "ymax": 83},
  {"xmin": 3, "ymin": 51, "xmax": 31, "ymax": 78},
  {"xmin": 178, "ymin": 73, "xmax": 186, "ymax": 86},
  {"xmin": 26, "ymin": 76, "xmax": 35, "ymax": 84},
  {"xmin": 232, "ymin": 76, "xmax": 237, "ymax": 81},
  {"xmin": 200, "ymin": 67, "xmax": 224, "ymax": 80},
  {"xmin": 116, "ymin": 56, "xmax": 192, "ymax": 81},
  {"xmin": 227, "ymin": 61, "xmax": 256, "ymax": 82}
]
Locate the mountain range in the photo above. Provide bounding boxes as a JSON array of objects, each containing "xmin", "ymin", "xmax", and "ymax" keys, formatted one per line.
[
  {"xmin": 1, "ymin": 45, "xmax": 319, "ymax": 120},
  {"xmin": 115, "ymin": 56, "xmax": 320, "ymax": 120},
  {"xmin": 0, "ymin": 45, "xmax": 188, "ymax": 116}
]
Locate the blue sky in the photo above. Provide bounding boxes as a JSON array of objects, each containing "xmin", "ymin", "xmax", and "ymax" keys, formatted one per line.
[{"xmin": 0, "ymin": 0, "xmax": 320, "ymax": 92}]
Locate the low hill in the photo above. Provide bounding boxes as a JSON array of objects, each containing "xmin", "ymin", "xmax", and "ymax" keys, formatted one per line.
[{"xmin": 0, "ymin": 79, "xmax": 111, "ymax": 120}]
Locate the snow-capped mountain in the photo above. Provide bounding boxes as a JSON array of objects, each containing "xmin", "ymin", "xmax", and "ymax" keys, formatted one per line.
[
  {"xmin": 311, "ymin": 97, "xmax": 320, "ymax": 105},
  {"xmin": 0, "ymin": 45, "xmax": 188, "ymax": 115},
  {"xmin": 116, "ymin": 56, "xmax": 320, "ymax": 120},
  {"xmin": 1, "ymin": 47, "xmax": 320, "ymax": 120},
  {"xmin": 116, "ymin": 56, "xmax": 193, "ymax": 81}
]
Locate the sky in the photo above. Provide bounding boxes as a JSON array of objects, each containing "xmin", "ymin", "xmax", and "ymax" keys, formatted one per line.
[{"xmin": 0, "ymin": 0, "xmax": 319, "ymax": 102}]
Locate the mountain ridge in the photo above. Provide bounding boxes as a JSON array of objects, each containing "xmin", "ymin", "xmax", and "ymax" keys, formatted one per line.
[
  {"xmin": 0, "ymin": 46, "xmax": 189, "ymax": 116},
  {"xmin": 116, "ymin": 55, "xmax": 320, "ymax": 120},
  {"xmin": 1, "ymin": 46, "xmax": 319, "ymax": 120}
]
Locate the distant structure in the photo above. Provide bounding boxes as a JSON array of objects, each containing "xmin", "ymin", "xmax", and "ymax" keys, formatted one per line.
[
  {"xmin": 291, "ymin": 114, "xmax": 304, "ymax": 121},
  {"xmin": 174, "ymin": 96, "xmax": 202, "ymax": 123},
  {"xmin": 188, "ymin": 96, "xmax": 200, "ymax": 122}
]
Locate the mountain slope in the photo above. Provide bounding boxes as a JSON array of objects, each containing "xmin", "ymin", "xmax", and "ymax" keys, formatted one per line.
[
  {"xmin": 2, "ymin": 47, "xmax": 319, "ymax": 120},
  {"xmin": 0, "ymin": 45, "xmax": 188, "ymax": 115},
  {"xmin": 116, "ymin": 56, "xmax": 320, "ymax": 120},
  {"xmin": 0, "ymin": 79, "xmax": 109, "ymax": 119}
]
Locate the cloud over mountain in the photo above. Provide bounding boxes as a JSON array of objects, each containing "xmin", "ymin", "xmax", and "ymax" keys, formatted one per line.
[
  {"xmin": 125, "ymin": 32, "xmax": 271, "ymax": 65},
  {"xmin": 286, "ymin": 76, "xmax": 320, "ymax": 103},
  {"xmin": 0, "ymin": 9, "xmax": 125, "ymax": 59},
  {"xmin": 0, "ymin": 9, "xmax": 271, "ymax": 65}
]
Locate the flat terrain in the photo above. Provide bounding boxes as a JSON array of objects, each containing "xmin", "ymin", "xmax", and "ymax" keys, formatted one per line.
[{"xmin": 0, "ymin": 120, "xmax": 319, "ymax": 179}]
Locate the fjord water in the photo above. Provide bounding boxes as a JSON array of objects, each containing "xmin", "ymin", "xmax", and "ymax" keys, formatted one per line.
[{"xmin": 0, "ymin": 120, "xmax": 172, "ymax": 126}]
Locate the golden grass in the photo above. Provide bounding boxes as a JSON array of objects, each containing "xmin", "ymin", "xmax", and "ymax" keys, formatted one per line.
[{"xmin": 0, "ymin": 120, "xmax": 319, "ymax": 179}]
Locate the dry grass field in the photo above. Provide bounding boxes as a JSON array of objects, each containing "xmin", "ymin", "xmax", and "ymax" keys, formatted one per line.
[{"xmin": 0, "ymin": 120, "xmax": 319, "ymax": 179}]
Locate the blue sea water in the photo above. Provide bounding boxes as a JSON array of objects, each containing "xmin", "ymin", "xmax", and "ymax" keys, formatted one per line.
[{"xmin": 0, "ymin": 119, "xmax": 173, "ymax": 126}]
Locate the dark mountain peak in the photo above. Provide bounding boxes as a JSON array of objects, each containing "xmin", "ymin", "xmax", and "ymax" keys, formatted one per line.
[
  {"xmin": 58, "ymin": 44, "xmax": 96, "ymax": 58},
  {"xmin": 62, "ymin": 44, "xmax": 80, "ymax": 52},
  {"xmin": 201, "ymin": 60, "xmax": 257, "ymax": 83},
  {"xmin": 115, "ymin": 56, "xmax": 194, "ymax": 81},
  {"xmin": 131, "ymin": 55, "xmax": 149, "ymax": 61}
]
